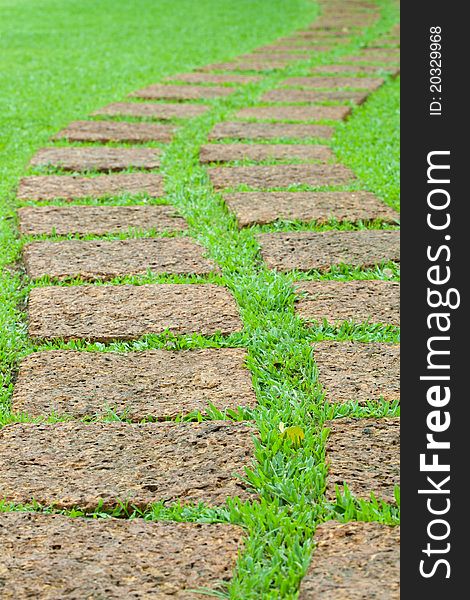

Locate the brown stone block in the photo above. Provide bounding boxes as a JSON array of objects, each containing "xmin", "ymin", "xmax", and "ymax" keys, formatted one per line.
[
  {"xmin": 130, "ymin": 84, "xmax": 235, "ymax": 100},
  {"xmin": 235, "ymin": 105, "xmax": 350, "ymax": 122},
  {"xmin": 30, "ymin": 147, "xmax": 161, "ymax": 172},
  {"xmin": 210, "ymin": 121, "xmax": 335, "ymax": 139},
  {"xmin": 53, "ymin": 120, "xmax": 175, "ymax": 142},
  {"xmin": 280, "ymin": 76, "xmax": 384, "ymax": 90},
  {"xmin": 166, "ymin": 72, "xmax": 261, "ymax": 84},
  {"xmin": 200, "ymin": 144, "xmax": 333, "ymax": 164},
  {"xmin": 262, "ymin": 89, "xmax": 369, "ymax": 104},
  {"xmin": 93, "ymin": 102, "xmax": 209, "ymax": 119}
]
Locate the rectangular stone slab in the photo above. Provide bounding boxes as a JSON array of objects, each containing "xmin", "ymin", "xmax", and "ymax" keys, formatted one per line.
[
  {"xmin": 0, "ymin": 421, "xmax": 255, "ymax": 509},
  {"xmin": 28, "ymin": 284, "xmax": 242, "ymax": 341},
  {"xmin": 18, "ymin": 205, "xmax": 187, "ymax": 235},
  {"xmin": 209, "ymin": 164, "xmax": 355, "ymax": 190},
  {"xmin": 262, "ymin": 89, "xmax": 369, "ymax": 104},
  {"xmin": 235, "ymin": 106, "xmax": 350, "ymax": 122},
  {"xmin": 12, "ymin": 348, "xmax": 256, "ymax": 419},
  {"xmin": 210, "ymin": 121, "xmax": 335, "ymax": 140},
  {"xmin": 198, "ymin": 60, "xmax": 295, "ymax": 72},
  {"xmin": 0, "ymin": 513, "xmax": 244, "ymax": 600},
  {"xmin": 223, "ymin": 191, "xmax": 399, "ymax": 227},
  {"xmin": 314, "ymin": 341, "xmax": 400, "ymax": 404},
  {"xmin": 17, "ymin": 173, "xmax": 164, "ymax": 201},
  {"xmin": 295, "ymin": 280, "xmax": 400, "ymax": 326},
  {"xmin": 340, "ymin": 50, "xmax": 400, "ymax": 64},
  {"xmin": 299, "ymin": 522, "xmax": 399, "ymax": 599},
  {"xmin": 30, "ymin": 147, "xmax": 161, "ymax": 172},
  {"xmin": 53, "ymin": 120, "xmax": 175, "ymax": 142},
  {"xmin": 130, "ymin": 84, "xmax": 235, "ymax": 100},
  {"xmin": 23, "ymin": 238, "xmax": 217, "ymax": 280},
  {"xmin": 242, "ymin": 51, "xmax": 317, "ymax": 60},
  {"xmin": 166, "ymin": 72, "xmax": 262, "ymax": 84},
  {"xmin": 258, "ymin": 230, "xmax": 400, "ymax": 271},
  {"xmin": 200, "ymin": 144, "xmax": 333, "ymax": 164},
  {"xmin": 93, "ymin": 102, "xmax": 209, "ymax": 119},
  {"xmin": 325, "ymin": 417, "xmax": 400, "ymax": 503},
  {"xmin": 280, "ymin": 76, "xmax": 384, "ymax": 90},
  {"xmin": 312, "ymin": 64, "xmax": 400, "ymax": 76}
]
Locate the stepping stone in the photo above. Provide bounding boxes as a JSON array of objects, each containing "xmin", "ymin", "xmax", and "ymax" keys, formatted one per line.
[
  {"xmin": 299, "ymin": 522, "xmax": 400, "ymax": 599},
  {"xmin": 262, "ymin": 89, "xmax": 369, "ymax": 104},
  {"xmin": 280, "ymin": 76, "xmax": 384, "ymax": 90},
  {"xmin": 257, "ymin": 230, "xmax": 400, "ymax": 271},
  {"xmin": 242, "ymin": 51, "xmax": 316, "ymax": 60},
  {"xmin": 23, "ymin": 238, "xmax": 217, "ymax": 280},
  {"xmin": 210, "ymin": 121, "xmax": 335, "ymax": 140},
  {"xmin": 17, "ymin": 173, "xmax": 164, "ymax": 201},
  {"xmin": 53, "ymin": 120, "xmax": 175, "ymax": 142},
  {"xmin": 295, "ymin": 280, "xmax": 400, "ymax": 326},
  {"xmin": 198, "ymin": 60, "xmax": 294, "ymax": 72},
  {"xmin": 166, "ymin": 72, "xmax": 262, "ymax": 84},
  {"xmin": 12, "ymin": 348, "xmax": 256, "ymax": 419},
  {"xmin": 0, "ymin": 513, "xmax": 243, "ymax": 600},
  {"xmin": 28, "ymin": 284, "xmax": 242, "ymax": 341},
  {"xmin": 223, "ymin": 191, "xmax": 399, "ymax": 227},
  {"xmin": 256, "ymin": 45, "xmax": 334, "ymax": 53},
  {"xmin": 209, "ymin": 164, "xmax": 355, "ymax": 190},
  {"xmin": 235, "ymin": 106, "xmax": 350, "ymax": 122},
  {"xmin": 93, "ymin": 102, "xmax": 209, "ymax": 119},
  {"xmin": 200, "ymin": 144, "xmax": 333, "ymax": 164},
  {"xmin": 30, "ymin": 147, "xmax": 161, "ymax": 172},
  {"xmin": 0, "ymin": 421, "xmax": 255, "ymax": 508},
  {"xmin": 312, "ymin": 64, "xmax": 400, "ymax": 76},
  {"xmin": 324, "ymin": 417, "xmax": 400, "ymax": 503},
  {"xmin": 340, "ymin": 49, "xmax": 400, "ymax": 64},
  {"xmin": 130, "ymin": 84, "xmax": 235, "ymax": 100},
  {"xmin": 313, "ymin": 341, "xmax": 400, "ymax": 404},
  {"xmin": 18, "ymin": 205, "xmax": 187, "ymax": 235}
]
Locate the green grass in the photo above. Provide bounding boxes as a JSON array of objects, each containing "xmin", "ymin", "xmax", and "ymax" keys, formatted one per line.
[{"xmin": 0, "ymin": 0, "xmax": 400, "ymax": 597}]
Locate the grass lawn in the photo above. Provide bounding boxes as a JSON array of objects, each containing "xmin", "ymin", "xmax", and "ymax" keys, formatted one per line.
[{"xmin": 0, "ymin": 0, "xmax": 400, "ymax": 597}]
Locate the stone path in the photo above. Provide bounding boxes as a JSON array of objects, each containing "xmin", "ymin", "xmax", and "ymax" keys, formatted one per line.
[{"xmin": 3, "ymin": 0, "xmax": 400, "ymax": 596}]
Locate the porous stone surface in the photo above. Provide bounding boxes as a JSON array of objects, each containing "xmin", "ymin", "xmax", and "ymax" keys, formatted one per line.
[
  {"xmin": 28, "ymin": 284, "xmax": 242, "ymax": 341},
  {"xmin": 340, "ymin": 49, "xmax": 400, "ymax": 64},
  {"xmin": 280, "ymin": 76, "xmax": 384, "ymax": 89},
  {"xmin": 314, "ymin": 341, "xmax": 400, "ymax": 404},
  {"xmin": 210, "ymin": 121, "xmax": 335, "ymax": 140},
  {"xmin": 198, "ymin": 60, "xmax": 295, "ymax": 72},
  {"xmin": 299, "ymin": 522, "xmax": 400, "ymax": 599},
  {"xmin": 200, "ymin": 144, "xmax": 333, "ymax": 163},
  {"xmin": 324, "ymin": 418, "xmax": 400, "ymax": 503},
  {"xmin": 130, "ymin": 84, "xmax": 235, "ymax": 100},
  {"xmin": 209, "ymin": 164, "xmax": 355, "ymax": 190},
  {"xmin": 166, "ymin": 72, "xmax": 261, "ymax": 84},
  {"xmin": 257, "ymin": 230, "xmax": 400, "ymax": 271},
  {"xmin": 223, "ymin": 191, "xmax": 399, "ymax": 227},
  {"xmin": 18, "ymin": 205, "xmax": 187, "ymax": 235},
  {"xmin": 23, "ymin": 238, "xmax": 217, "ymax": 280},
  {"xmin": 12, "ymin": 348, "xmax": 256, "ymax": 419},
  {"xmin": 30, "ymin": 147, "xmax": 161, "ymax": 172},
  {"xmin": 295, "ymin": 280, "xmax": 400, "ymax": 326},
  {"xmin": 53, "ymin": 120, "xmax": 175, "ymax": 142},
  {"xmin": 312, "ymin": 64, "xmax": 400, "ymax": 76},
  {"xmin": 93, "ymin": 102, "xmax": 209, "ymax": 119},
  {"xmin": 0, "ymin": 513, "xmax": 244, "ymax": 600},
  {"xmin": 0, "ymin": 421, "xmax": 255, "ymax": 509},
  {"xmin": 235, "ymin": 106, "xmax": 350, "ymax": 122},
  {"xmin": 17, "ymin": 173, "xmax": 164, "ymax": 201},
  {"xmin": 262, "ymin": 89, "xmax": 369, "ymax": 104}
]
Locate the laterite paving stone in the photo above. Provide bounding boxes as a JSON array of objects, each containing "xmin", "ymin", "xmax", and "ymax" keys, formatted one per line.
[
  {"xmin": 324, "ymin": 418, "xmax": 400, "ymax": 503},
  {"xmin": 28, "ymin": 284, "xmax": 242, "ymax": 340},
  {"xmin": 165, "ymin": 72, "xmax": 262, "ymax": 84},
  {"xmin": 0, "ymin": 421, "xmax": 255, "ymax": 509},
  {"xmin": 199, "ymin": 144, "xmax": 333, "ymax": 164},
  {"xmin": 17, "ymin": 173, "xmax": 164, "ymax": 201},
  {"xmin": 234, "ymin": 105, "xmax": 350, "ymax": 122},
  {"xmin": 0, "ymin": 513, "xmax": 244, "ymax": 600},
  {"xmin": 314, "ymin": 341, "xmax": 400, "ymax": 404},
  {"xmin": 209, "ymin": 164, "xmax": 355, "ymax": 190},
  {"xmin": 340, "ymin": 50, "xmax": 400, "ymax": 64},
  {"xmin": 298, "ymin": 522, "xmax": 400, "ymax": 599},
  {"xmin": 23, "ymin": 238, "xmax": 217, "ymax": 280},
  {"xmin": 130, "ymin": 83, "xmax": 235, "ymax": 100},
  {"xmin": 312, "ymin": 64, "xmax": 400, "ymax": 76},
  {"xmin": 93, "ymin": 102, "xmax": 209, "ymax": 119},
  {"xmin": 12, "ymin": 348, "xmax": 256, "ymax": 419},
  {"xmin": 18, "ymin": 205, "xmax": 187, "ymax": 235},
  {"xmin": 223, "ymin": 191, "xmax": 399, "ymax": 227},
  {"xmin": 30, "ymin": 147, "xmax": 161, "ymax": 172},
  {"xmin": 53, "ymin": 120, "xmax": 175, "ymax": 143},
  {"xmin": 258, "ymin": 230, "xmax": 400, "ymax": 271},
  {"xmin": 210, "ymin": 121, "xmax": 335, "ymax": 140},
  {"xmin": 295, "ymin": 280, "xmax": 400, "ymax": 326},
  {"xmin": 262, "ymin": 89, "xmax": 369, "ymax": 104},
  {"xmin": 280, "ymin": 76, "xmax": 384, "ymax": 90},
  {"xmin": 198, "ymin": 60, "xmax": 295, "ymax": 72}
]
